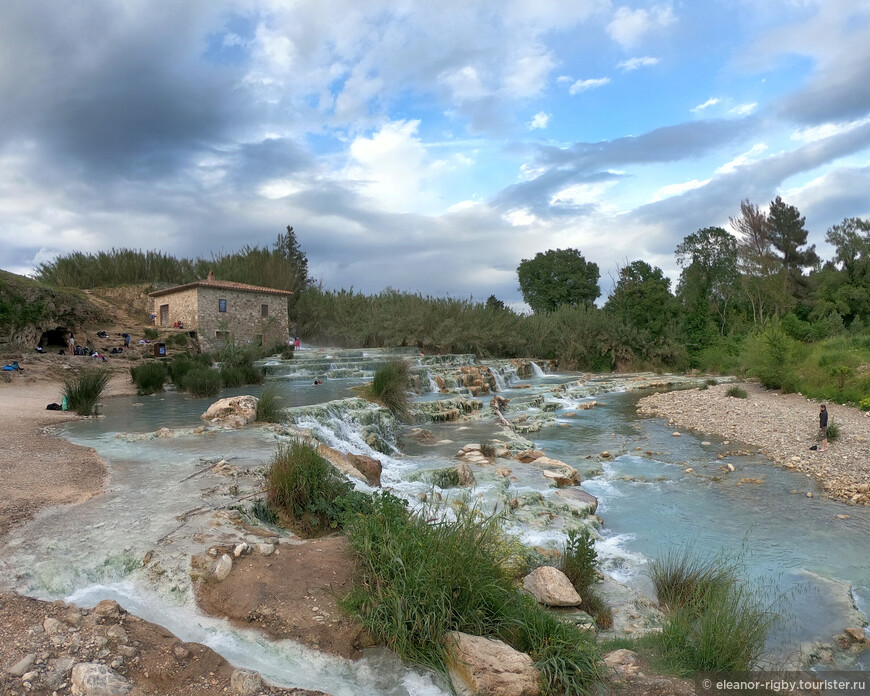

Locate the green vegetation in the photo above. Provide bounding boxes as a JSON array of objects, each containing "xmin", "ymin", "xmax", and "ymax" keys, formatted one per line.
[
  {"xmin": 182, "ymin": 367, "xmax": 221, "ymax": 398},
  {"xmin": 825, "ymin": 421, "xmax": 840, "ymax": 442},
  {"xmin": 248, "ymin": 498, "xmax": 278, "ymax": 526},
  {"xmin": 725, "ymin": 385, "xmax": 747, "ymax": 398},
  {"xmin": 266, "ymin": 440, "xmax": 365, "ymax": 536},
  {"xmin": 342, "ymin": 496, "xmax": 601, "ymax": 694},
  {"xmin": 63, "ymin": 368, "xmax": 110, "ymax": 416},
  {"xmin": 256, "ymin": 384, "xmax": 284, "ymax": 423},
  {"xmin": 559, "ymin": 529, "xmax": 613, "ymax": 629},
  {"xmin": 647, "ymin": 548, "xmax": 778, "ymax": 674},
  {"xmin": 363, "ymin": 359, "xmax": 411, "ymax": 419},
  {"xmin": 479, "ymin": 441, "xmax": 497, "ymax": 458},
  {"xmin": 517, "ymin": 248, "xmax": 600, "ymax": 314},
  {"xmin": 167, "ymin": 353, "xmax": 212, "ymax": 390},
  {"xmin": 143, "ymin": 327, "xmax": 159, "ymax": 340},
  {"xmin": 129, "ymin": 362, "xmax": 168, "ymax": 395},
  {"xmin": 218, "ymin": 365, "xmax": 246, "ymax": 388},
  {"xmin": 167, "ymin": 333, "xmax": 188, "ymax": 348}
]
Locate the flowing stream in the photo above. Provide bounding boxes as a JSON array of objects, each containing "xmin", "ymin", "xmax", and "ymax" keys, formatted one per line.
[{"xmin": 2, "ymin": 347, "xmax": 868, "ymax": 691}]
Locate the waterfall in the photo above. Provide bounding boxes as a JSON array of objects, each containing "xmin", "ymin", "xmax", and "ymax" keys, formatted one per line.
[
  {"xmin": 530, "ymin": 361, "xmax": 545, "ymax": 377},
  {"xmin": 490, "ymin": 367, "xmax": 507, "ymax": 392}
]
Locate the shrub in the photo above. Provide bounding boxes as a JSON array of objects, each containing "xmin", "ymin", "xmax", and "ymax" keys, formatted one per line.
[
  {"xmin": 649, "ymin": 547, "xmax": 734, "ymax": 611},
  {"xmin": 480, "ymin": 441, "xmax": 497, "ymax": 458},
  {"xmin": 559, "ymin": 528, "xmax": 612, "ymax": 628},
  {"xmin": 143, "ymin": 327, "xmax": 159, "ymax": 340},
  {"xmin": 280, "ymin": 345, "xmax": 295, "ymax": 359},
  {"xmin": 705, "ymin": 378, "xmax": 717, "ymax": 386},
  {"xmin": 130, "ymin": 361, "xmax": 168, "ymax": 395},
  {"xmin": 860, "ymin": 397, "xmax": 870, "ymax": 412},
  {"xmin": 183, "ymin": 366, "xmax": 221, "ymax": 398},
  {"xmin": 63, "ymin": 368, "xmax": 110, "ymax": 416},
  {"xmin": 256, "ymin": 384, "xmax": 284, "ymax": 423},
  {"xmin": 341, "ymin": 497, "xmax": 601, "ymax": 693},
  {"xmin": 239, "ymin": 363, "xmax": 265, "ymax": 385},
  {"xmin": 167, "ymin": 333, "xmax": 188, "ymax": 348},
  {"xmin": 168, "ymin": 353, "xmax": 212, "ymax": 389},
  {"xmin": 266, "ymin": 440, "xmax": 359, "ymax": 536},
  {"xmin": 219, "ymin": 365, "xmax": 246, "ymax": 388},
  {"xmin": 825, "ymin": 421, "xmax": 840, "ymax": 443},
  {"xmin": 365, "ymin": 359, "xmax": 410, "ymax": 420},
  {"xmin": 248, "ymin": 498, "xmax": 278, "ymax": 525},
  {"xmin": 726, "ymin": 385, "xmax": 747, "ymax": 398}
]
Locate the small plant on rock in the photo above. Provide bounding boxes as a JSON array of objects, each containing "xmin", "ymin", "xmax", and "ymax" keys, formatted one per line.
[
  {"xmin": 726, "ymin": 385, "xmax": 747, "ymax": 399},
  {"xmin": 480, "ymin": 441, "xmax": 497, "ymax": 458}
]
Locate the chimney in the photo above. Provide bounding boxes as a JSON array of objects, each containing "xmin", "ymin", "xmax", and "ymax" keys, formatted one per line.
[{"xmin": 207, "ymin": 270, "xmax": 215, "ymax": 281}]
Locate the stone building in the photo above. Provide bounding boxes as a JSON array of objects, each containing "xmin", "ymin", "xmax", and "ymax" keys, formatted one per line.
[{"xmin": 148, "ymin": 272, "xmax": 293, "ymax": 351}]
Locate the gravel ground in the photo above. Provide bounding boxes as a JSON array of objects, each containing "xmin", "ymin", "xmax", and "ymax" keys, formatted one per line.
[{"xmin": 638, "ymin": 381, "xmax": 870, "ymax": 505}]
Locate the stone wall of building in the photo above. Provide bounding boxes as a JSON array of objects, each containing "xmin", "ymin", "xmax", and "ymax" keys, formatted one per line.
[
  {"xmin": 151, "ymin": 288, "xmax": 199, "ymax": 329},
  {"xmin": 196, "ymin": 286, "xmax": 290, "ymax": 351}
]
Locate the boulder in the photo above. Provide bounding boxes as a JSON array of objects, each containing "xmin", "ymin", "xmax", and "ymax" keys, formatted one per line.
[
  {"xmin": 514, "ymin": 449, "xmax": 545, "ymax": 463},
  {"xmin": 603, "ymin": 649, "xmax": 640, "ymax": 679},
  {"xmin": 443, "ymin": 631, "xmax": 540, "ymax": 696},
  {"xmin": 554, "ymin": 488, "xmax": 598, "ymax": 514},
  {"xmin": 230, "ymin": 668, "xmax": 263, "ymax": 696},
  {"xmin": 844, "ymin": 627, "xmax": 867, "ymax": 644},
  {"xmin": 8, "ymin": 653, "xmax": 37, "ymax": 677},
  {"xmin": 317, "ymin": 444, "xmax": 381, "ymax": 486},
  {"xmin": 522, "ymin": 566, "xmax": 581, "ymax": 607},
  {"xmin": 407, "ymin": 427, "xmax": 437, "ymax": 444},
  {"xmin": 532, "ymin": 457, "xmax": 581, "ymax": 484},
  {"xmin": 201, "ymin": 395, "xmax": 258, "ymax": 427},
  {"xmin": 214, "ymin": 554, "xmax": 233, "ymax": 581},
  {"xmin": 71, "ymin": 662, "xmax": 132, "ymax": 696},
  {"xmin": 93, "ymin": 600, "xmax": 122, "ymax": 621},
  {"xmin": 542, "ymin": 470, "xmax": 575, "ymax": 488},
  {"xmin": 348, "ymin": 453, "xmax": 382, "ymax": 487}
]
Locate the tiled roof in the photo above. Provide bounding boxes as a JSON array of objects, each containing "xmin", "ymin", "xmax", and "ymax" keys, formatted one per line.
[{"xmin": 148, "ymin": 279, "xmax": 294, "ymax": 298}]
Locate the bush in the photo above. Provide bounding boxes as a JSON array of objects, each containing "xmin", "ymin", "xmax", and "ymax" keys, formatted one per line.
[
  {"xmin": 649, "ymin": 547, "xmax": 734, "ymax": 611},
  {"xmin": 256, "ymin": 384, "xmax": 284, "ymax": 423},
  {"xmin": 63, "ymin": 368, "xmax": 110, "ymax": 416},
  {"xmin": 168, "ymin": 353, "xmax": 212, "ymax": 389},
  {"xmin": 219, "ymin": 365, "xmax": 246, "ymax": 388},
  {"xmin": 726, "ymin": 385, "xmax": 747, "ymax": 398},
  {"xmin": 860, "ymin": 397, "xmax": 870, "ymax": 412},
  {"xmin": 480, "ymin": 441, "xmax": 497, "ymax": 458},
  {"xmin": 825, "ymin": 421, "xmax": 840, "ymax": 443},
  {"xmin": 365, "ymin": 360, "xmax": 410, "ymax": 420},
  {"xmin": 167, "ymin": 333, "xmax": 188, "ymax": 348},
  {"xmin": 266, "ymin": 440, "xmax": 359, "ymax": 536},
  {"xmin": 183, "ymin": 366, "xmax": 221, "ymax": 398},
  {"xmin": 342, "ymin": 497, "xmax": 602, "ymax": 693},
  {"xmin": 130, "ymin": 361, "xmax": 168, "ymax": 395},
  {"xmin": 143, "ymin": 327, "xmax": 159, "ymax": 340},
  {"xmin": 560, "ymin": 528, "xmax": 612, "ymax": 628},
  {"xmin": 705, "ymin": 378, "xmax": 718, "ymax": 386},
  {"xmin": 248, "ymin": 498, "xmax": 278, "ymax": 525}
]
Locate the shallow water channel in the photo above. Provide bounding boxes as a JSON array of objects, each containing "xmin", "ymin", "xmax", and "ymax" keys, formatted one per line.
[{"xmin": 2, "ymin": 354, "xmax": 868, "ymax": 692}]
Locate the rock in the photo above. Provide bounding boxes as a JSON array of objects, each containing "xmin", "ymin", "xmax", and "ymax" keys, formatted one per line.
[
  {"xmin": 256, "ymin": 543, "xmax": 275, "ymax": 556},
  {"xmin": 43, "ymin": 616, "xmax": 63, "ymax": 634},
  {"xmin": 317, "ymin": 444, "xmax": 373, "ymax": 485},
  {"xmin": 522, "ymin": 566, "xmax": 582, "ymax": 607},
  {"xmin": 173, "ymin": 644, "xmax": 191, "ymax": 660},
  {"xmin": 201, "ymin": 395, "xmax": 258, "ymax": 427},
  {"xmin": 542, "ymin": 470, "xmax": 575, "ymax": 487},
  {"xmin": 600, "ymin": 451, "xmax": 613, "ymax": 459},
  {"xmin": 726, "ymin": 462, "xmax": 735, "ymax": 472},
  {"xmin": 672, "ymin": 432, "xmax": 681, "ymax": 437},
  {"xmin": 701, "ymin": 441, "xmax": 711, "ymax": 446},
  {"xmin": 93, "ymin": 600, "xmax": 121, "ymax": 621},
  {"xmin": 233, "ymin": 542, "xmax": 249, "ymax": 558},
  {"xmin": 443, "ymin": 631, "xmax": 540, "ymax": 696},
  {"xmin": 230, "ymin": 668, "xmax": 263, "ymax": 695},
  {"xmin": 71, "ymin": 662, "xmax": 132, "ymax": 696},
  {"xmin": 844, "ymin": 627, "xmax": 867, "ymax": 643},
  {"xmin": 214, "ymin": 553, "xmax": 233, "ymax": 581},
  {"xmin": 603, "ymin": 649, "xmax": 640, "ymax": 679},
  {"xmin": 8, "ymin": 653, "xmax": 37, "ymax": 677},
  {"xmin": 554, "ymin": 488, "xmax": 598, "ymax": 514},
  {"xmin": 45, "ymin": 656, "xmax": 76, "ymax": 689},
  {"xmin": 514, "ymin": 450, "xmax": 545, "ymax": 463},
  {"xmin": 407, "ymin": 428, "xmax": 437, "ymax": 444},
  {"xmin": 684, "ymin": 467, "xmax": 694, "ymax": 473},
  {"xmin": 348, "ymin": 453, "xmax": 382, "ymax": 487},
  {"xmin": 106, "ymin": 625, "xmax": 129, "ymax": 644},
  {"xmin": 455, "ymin": 462, "xmax": 476, "ymax": 486},
  {"xmin": 807, "ymin": 492, "xmax": 814, "ymax": 498}
]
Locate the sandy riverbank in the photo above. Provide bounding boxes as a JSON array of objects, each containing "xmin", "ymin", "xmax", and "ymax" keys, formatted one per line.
[{"xmin": 638, "ymin": 381, "xmax": 870, "ymax": 505}]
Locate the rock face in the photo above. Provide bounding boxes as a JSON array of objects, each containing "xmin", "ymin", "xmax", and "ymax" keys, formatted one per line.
[
  {"xmin": 522, "ymin": 566, "xmax": 582, "ymax": 607},
  {"xmin": 71, "ymin": 662, "xmax": 132, "ymax": 696},
  {"xmin": 443, "ymin": 631, "xmax": 541, "ymax": 696},
  {"xmin": 201, "ymin": 396, "xmax": 258, "ymax": 427}
]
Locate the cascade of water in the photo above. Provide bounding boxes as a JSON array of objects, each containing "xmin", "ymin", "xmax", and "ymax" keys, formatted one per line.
[
  {"xmin": 426, "ymin": 371, "xmax": 440, "ymax": 393},
  {"xmin": 489, "ymin": 367, "xmax": 507, "ymax": 392},
  {"xmin": 530, "ymin": 361, "xmax": 545, "ymax": 377}
]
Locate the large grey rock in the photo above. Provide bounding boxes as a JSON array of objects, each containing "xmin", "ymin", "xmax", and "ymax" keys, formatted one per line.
[
  {"xmin": 45, "ymin": 656, "xmax": 76, "ymax": 689},
  {"xmin": 213, "ymin": 553, "xmax": 233, "ymax": 581},
  {"xmin": 230, "ymin": 668, "xmax": 263, "ymax": 695},
  {"xmin": 8, "ymin": 653, "xmax": 36, "ymax": 677},
  {"xmin": 443, "ymin": 631, "xmax": 540, "ymax": 696},
  {"xmin": 522, "ymin": 566, "xmax": 582, "ymax": 607},
  {"xmin": 71, "ymin": 662, "xmax": 132, "ymax": 696},
  {"xmin": 201, "ymin": 395, "xmax": 258, "ymax": 427},
  {"xmin": 555, "ymin": 488, "xmax": 599, "ymax": 514}
]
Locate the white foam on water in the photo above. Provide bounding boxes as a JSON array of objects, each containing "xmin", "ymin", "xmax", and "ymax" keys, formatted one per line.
[{"xmin": 595, "ymin": 533, "xmax": 648, "ymax": 583}]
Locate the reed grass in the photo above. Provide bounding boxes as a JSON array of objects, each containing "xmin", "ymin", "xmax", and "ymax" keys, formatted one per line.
[
  {"xmin": 182, "ymin": 367, "xmax": 221, "ymax": 398},
  {"xmin": 364, "ymin": 360, "xmax": 411, "ymax": 420},
  {"xmin": 63, "ymin": 368, "xmax": 110, "ymax": 416},
  {"xmin": 256, "ymin": 384, "xmax": 284, "ymax": 423},
  {"xmin": 129, "ymin": 362, "xmax": 167, "ymax": 395}
]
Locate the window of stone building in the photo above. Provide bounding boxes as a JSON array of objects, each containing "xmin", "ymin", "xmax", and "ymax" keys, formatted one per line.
[
  {"xmin": 218, "ymin": 298, "xmax": 227, "ymax": 312},
  {"xmin": 261, "ymin": 303, "xmax": 268, "ymax": 318}
]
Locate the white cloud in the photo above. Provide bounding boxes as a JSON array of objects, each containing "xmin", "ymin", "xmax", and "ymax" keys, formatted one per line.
[
  {"xmin": 504, "ymin": 208, "xmax": 538, "ymax": 226},
  {"xmin": 607, "ymin": 4, "xmax": 676, "ymax": 49},
  {"xmin": 650, "ymin": 178, "xmax": 711, "ymax": 201},
  {"xmin": 569, "ymin": 77, "xmax": 611, "ymax": 95},
  {"xmin": 440, "ymin": 66, "xmax": 488, "ymax": 101},
  {"xmin": 550, "ymin": 181, "xmax": 617, "ymax": 207},
  {"xmin": 691, "ymin": 97, "xmax": 720, "ymax": 113},
  {"xmin": 527, "ymin": 111, "xmax": 550, "ymax": 130},
  {"xmin": 503, "ymin": 51, "xmax": 555, "ymax": 98},
  {"xmin": 618, "ymin": 56, "xmax": 659, "ymax": 71},
  {"xmin": 791, "ymin": 117, "xmax": 870, "ymax": 143},
  {"xmin": 714, "ymin": 143, "xmax": 769, "ymax": 175},
  {"xmin": 729, "ymin": 102, "xmax": 758, "ymax": 116}
]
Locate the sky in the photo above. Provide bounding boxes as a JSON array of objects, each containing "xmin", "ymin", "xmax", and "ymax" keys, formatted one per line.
[{"xmin": 2, "ymin": 0, "xmax": 870, "ymax": 306}]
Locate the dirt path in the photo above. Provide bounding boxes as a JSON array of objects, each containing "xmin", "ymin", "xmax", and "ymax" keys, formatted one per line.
[{"xmin": 638, "ymin": 381, "xmax": 870, "ymax": 505}]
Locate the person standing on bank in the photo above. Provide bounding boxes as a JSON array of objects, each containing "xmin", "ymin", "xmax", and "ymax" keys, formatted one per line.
[{"xmin": 819, "ymin": 404, "xmax": 828, "ymax": 452}]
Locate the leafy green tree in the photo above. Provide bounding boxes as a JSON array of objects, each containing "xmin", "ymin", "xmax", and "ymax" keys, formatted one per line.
[
  {"xmin": 275, "ymin": 225, "xmax": 312, "ymax": 293},
  {"xmin": 485, "ymin": 294, "xmax": 506, "ymax": 311},
  {"xmin": 767, "ymin": 196, "xmax": 819, "ymax": 300},
  {"xmin": 675, "ymin": 227, "xmax": 740, "ymax": 344},
  {"xmin": 825, "ymin": 217, "xmax": 870, "ymax": 280},
  {"xmin": 604, "ymin": 260, "xmax": 676, "ymax": 339},
  {"xmin": 517, "ymin": 249, "xmax": 600, "ymax": 314}
]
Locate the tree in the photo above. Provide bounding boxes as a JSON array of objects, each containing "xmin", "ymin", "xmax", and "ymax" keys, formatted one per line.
[
  {"xmin": 274, "ymin": 225, "xmax": 312, "ymax": 293},
  {"xmin": 485, "ymin": 294, "xmax": 506, "ymax": 311},
  {"xmin": 604, "ymin": 260, "xmax": 676, "ymax": 339},
  {"xmin": 675, "ymin": 227, "xmax": 740, "ymax": 345},
  {"xmin": 730, "ymin": 199, "xmax": 787, "ymax": 325},
  {"xmin": 517, "ymin": 249, "xmax": 600, "ymax": 314},
  {"xmin": 766, "ymin": 196, "xmax": 819, "ymax": 300},
  {"xmin": 825, "ymin": 217, "xmax": 870, "ymax": 280},
  {"xmin": 812, "ymin": 217, "xmax": 870, "ymax": 327}
]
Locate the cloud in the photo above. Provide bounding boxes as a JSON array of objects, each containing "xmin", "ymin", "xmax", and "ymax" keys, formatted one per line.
[
  {"xmin": 569, "ymin": 77, "xmax": 611, "ymax": 95},
  {"xmin": 618, "ymin": 56, "xmax": 660, "ymax": 71},
  {"xmin": 691, "ymin": 98, "xmax": 720, "ymax": 114},
  {"xmin": 607, "ymin": 4, "xmax": 676, "ymax": 49},
  {"xmin": 729, "ymin": 102, "xmax": 757, "ymax": 116},
  {"xmin": 790, "ymin": 117, "xmax": 870, "ymax": 143},
  {"xmin": 714, "ymin": 143, "xmax": 768, "ymax": 174},
  {"xmin": 527, "ymin": 112, "xmax": 551, "ymax": 130}
]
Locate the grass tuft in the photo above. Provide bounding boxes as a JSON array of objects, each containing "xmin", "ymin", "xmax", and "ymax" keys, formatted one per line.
[
  {"xmin": 559, "ymin": 528, "xmax": 613, "ymax": 628},
  {"xmin": 825, "ymin": 420, "xmax": 840, "ymax": 442},
  {"xmin": 726, "ymin": 385, "xmax": 748, "ymax": 398},
  {"xmin": 364, "ymin": 359, "xmax": 410, "ymax": 420},
  {"xmin": 63, "ymin": 368, "xmax": 110, "ymax": 416},
  {"xmin": 480, "ymin": 441, "xmax": 497, "ymax": 458},
  {"xmin": 130, "ymin": 361, "xmax": 167, "ymax": 395},
  {"xmin": 256, "ymin": 384, "xmax": 284, "ymax": 423},
  {"xmin": 182, "ymin": 366, "xmax": 221, "ymax": 398}
]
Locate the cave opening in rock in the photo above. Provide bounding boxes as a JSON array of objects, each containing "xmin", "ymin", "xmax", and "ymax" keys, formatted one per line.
[{"xmin": 39, "ymin": 327, "xmax": 69, "ymax": 348}]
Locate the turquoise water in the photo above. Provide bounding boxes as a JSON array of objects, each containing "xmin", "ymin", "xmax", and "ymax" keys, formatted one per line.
[{"xmin": 2, "ymin": 358, "xmax": 867, "ymax": 684}]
